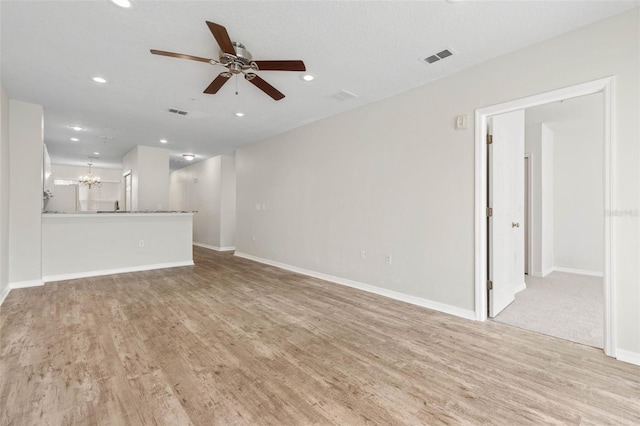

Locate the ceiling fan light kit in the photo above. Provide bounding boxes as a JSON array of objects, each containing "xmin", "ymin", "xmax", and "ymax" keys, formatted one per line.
[{"xmin": 151, "ymin": 21, "xmax": 306, "ymax": 101}]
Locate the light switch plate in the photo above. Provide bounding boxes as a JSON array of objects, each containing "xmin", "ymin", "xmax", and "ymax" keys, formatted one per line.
[{"xmin": 455, "ymin": 114, "xmax": 468, "ymax": 130}]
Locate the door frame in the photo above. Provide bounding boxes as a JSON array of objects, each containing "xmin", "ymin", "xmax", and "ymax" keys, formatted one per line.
[
  {"xmin": 524, "ymin": 152, "xmax": 532, "ymax": 277},
  {"xmin": 473, "ymin": 77, "xmax": 616, "ymax": 357}
]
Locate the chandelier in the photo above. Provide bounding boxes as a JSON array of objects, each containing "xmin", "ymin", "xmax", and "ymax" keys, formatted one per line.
[{"xmin": 78, "ymin": 162, "xmax": 101, "ymax": 189}]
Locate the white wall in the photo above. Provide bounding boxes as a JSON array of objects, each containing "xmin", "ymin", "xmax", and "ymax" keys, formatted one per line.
[
  {"xmin": 552, "ymin": 107, "xmax": 604, "ymax": 275},
  {"xmin": 527, "ymin": 94, "xmax": 604, "ymax": 276},
  {"xmin": 122, "ymin": 145, "xmax": 139, "ymax": 210},
  {"xmin": 236, "ymin": 9, "xmax": 639, "ymax": 354},
  {"xmin": 8, "ymin": 100, "xmax": 43, "ymax": 287},
  {"xmin": 170, "ymin": 157, "xmax": 221, "ymax": 247},
  {"xmin": 541, "ymin": 124, "xmax": 555, "ymax": 276},
  {"xmin": 0, "ymin": 84, "xmax": 10, "ymax": 301},
  {"xmin": 169, "ymin": 155, "xmax": 236, "ymax": 250},
  {"xmin": 122, "ymin": 145, "xmax": 169, "ymax": 211},
  {"xmin": 220, "ymin": 156, "xmax": 236, "ymax": 249},
  {"xmin": 138, "ymin": 146, "xmax": 169, "ymax": 210}
]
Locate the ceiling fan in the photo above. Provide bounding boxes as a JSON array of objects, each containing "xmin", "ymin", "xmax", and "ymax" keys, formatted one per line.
[{"xmin": 150, "ymin": 21, "xmax": 306, "ymax": 101}]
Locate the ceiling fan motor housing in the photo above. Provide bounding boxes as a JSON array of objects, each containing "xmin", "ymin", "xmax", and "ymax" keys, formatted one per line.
[{"xmin": 220, "ymin": 42, "xmax": 253, "ymax": 66}]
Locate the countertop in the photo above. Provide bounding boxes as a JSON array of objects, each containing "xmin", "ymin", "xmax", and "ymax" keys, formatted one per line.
[{"xmin": 43, "ymin": 210, "xmax": 197, "ymax": 214}]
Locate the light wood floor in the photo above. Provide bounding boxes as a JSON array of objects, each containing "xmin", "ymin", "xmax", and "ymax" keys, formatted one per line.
[{"xmin": 1, "ymin": 247, "xmax": 640, "ymax": 425}]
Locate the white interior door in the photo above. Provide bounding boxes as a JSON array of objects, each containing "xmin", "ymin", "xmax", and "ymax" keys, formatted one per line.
[{"xmin": 489, "ymin": 110, "xmax": 525, "ymax": 317}]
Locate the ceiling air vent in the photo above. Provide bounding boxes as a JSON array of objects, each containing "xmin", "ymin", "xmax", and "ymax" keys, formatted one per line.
[
  {"xmin": 422, "ymin": 49, "xmax": 454, "ymax": 65},
  {"xmin": 329, "ymin": 90, "xmax": 359, "ymax": 101},
  {"xmin": 168, "ymin": 108, "xmax": 189, "ymax": 116}
]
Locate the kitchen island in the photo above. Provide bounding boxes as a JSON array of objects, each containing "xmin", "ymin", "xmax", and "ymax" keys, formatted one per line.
[{"xmin": 42, "ymin": 211, "xmax": 194, "ymax": 282}]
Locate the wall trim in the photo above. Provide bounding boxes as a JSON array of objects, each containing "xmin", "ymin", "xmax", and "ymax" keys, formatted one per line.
[
  {"xmin": 10, "ymin": 279, "xmax": 44, "ymax": 289},
  {"xmin": 234, "ymin": 252, "xmax": 476, "ymax": 321},
  {"xmin": 0, "ymin": 286, "xmax": 10, "ymax": 306},
  {"xmin": 552, "ymin": 266, "xmax": 603, "ymax": 277},
  {"xmin": 616, "ymin": 349, "xmax": 640, "ymax": 367},
  {"xmin": 43, "ymin": 261, "xmax": 194, "ymax": 283},
  {"xmin": 194, "ymin": 242, "xmax": 236, "ymax": 252}
]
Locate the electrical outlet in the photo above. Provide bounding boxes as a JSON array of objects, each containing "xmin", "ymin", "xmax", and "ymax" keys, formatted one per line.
[
  {"xmin": 139, "ymin": 240, "xmax": 144, "ymax": 247},
  {"xmin": 252, "ymin": 235, "xmax": 256, "ymax": 241},
  {"xmin": 360, "ymin": 250, "xmax": 366, "ymax": 260},
  {"xmin": 385, "ymin": 254, "xmax": 392, "ymax": 264},
  {"xmin": 255, "ymin": 203, "xmax": 261, "ymax": 211}
]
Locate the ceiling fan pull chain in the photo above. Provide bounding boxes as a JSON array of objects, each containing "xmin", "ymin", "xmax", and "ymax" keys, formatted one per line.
[{"xmin": 235, "ymin": 74, "xmax": 238, "ymax": 95}]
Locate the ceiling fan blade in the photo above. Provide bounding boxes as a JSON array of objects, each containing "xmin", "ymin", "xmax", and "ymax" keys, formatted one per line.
[
  {"xmin": 206, "ymin": 21, "xmax": 236, "ymax": 56},
  {"xmin": 245, "ymin": 74, "xmax": 285, "ymax": 101},
  {"xmin": 253, "ymin": 60, "xmax": 306, "ymax": 72},
  {"xmin": 150, "ymin": 49, "xmax": 212, "ymax": 64},
  {"xmin": 204, "ymin": 73, "xmax": 231, "ymax": 94}
]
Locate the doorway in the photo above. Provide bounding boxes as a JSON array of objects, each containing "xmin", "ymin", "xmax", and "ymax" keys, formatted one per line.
[{"xmin": 474, "ymin": 77, "xmax": 616, "ymax": 357}]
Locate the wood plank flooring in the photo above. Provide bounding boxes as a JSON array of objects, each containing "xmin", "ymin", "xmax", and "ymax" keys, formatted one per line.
[{"xmin": 1, "ymin": 246, "xmax": 640, "ymax": 425}]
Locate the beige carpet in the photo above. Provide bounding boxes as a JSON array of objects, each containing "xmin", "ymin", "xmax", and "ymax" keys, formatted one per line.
[{"xmin": 493, "ymin": 271, "xmax": 604, "ymax": 348}]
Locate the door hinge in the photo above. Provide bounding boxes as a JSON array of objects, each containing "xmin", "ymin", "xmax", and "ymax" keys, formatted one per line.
[
  {"xmin": 486, "ymin": 207, "xmax": 493, "ymax": 217},
  {"xmin": 487, "ymin": 280, "xmax": 493, "ymax": 290},
  {"xmin": 486, "ymin": 134, "xmax": 493, "ymax": 144}
]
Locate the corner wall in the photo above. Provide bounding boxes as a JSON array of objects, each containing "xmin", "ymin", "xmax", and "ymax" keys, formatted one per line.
[
  {"xmin": 553, "ymin": 114, "xmax": 604, "ymax": 275},
  {"xmin": 0, "ymin": 84, "xmax": 10, "ymax": 302},
  {"xmin": 220, "ymin": 156, "xmax": 236, "ymax": 249},
  {"xmin": 122, "ymin": 145, "xmax": 169, "ymax": 211},
  {"xmin": 8, "ymin": 100, "xmax": 43, "ymax": 287},
  {"xmin": 541, "ymin": 124, "xmax": 555, "ymax": 276},
  {"xmin": 169, "ymin": 155, "xmax": 236, "ymax": 250}
]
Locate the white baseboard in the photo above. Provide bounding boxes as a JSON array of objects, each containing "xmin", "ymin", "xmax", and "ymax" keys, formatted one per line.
[
  {"xmin": 514, "ymin": 281, "xmax": 527, "ymax": 294},
  {"xmin": 0, "ymin": 285, "xmax": 10, "ymax": 306},
  {"xmin": 234, "ymin": 252, "xmax": 476, "ymax": 321},
  {"xmin": 10, "ymin": 279, "xmax": 44, "ymax": 289},
  {"xmin": 43, "ymin": 261, "xmax": 194, "ymax": 283},
  {"xmin": 530, "ymin": 269, "xmax": 554, "ymax": 278},
  {"xmin": 552, "ymin": 266, "xmax": 603, "ymax": 277},
  {"xmin": 194, "ymin": 242, "xmax": 236, "ymax": 252},
  {"xmin": 616, "ymin": 349, "xmax": 640, "ymax": 366}
]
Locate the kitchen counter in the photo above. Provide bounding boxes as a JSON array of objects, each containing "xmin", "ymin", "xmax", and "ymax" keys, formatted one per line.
[
  {"xmin": 42, "ymin": 212, "xmax": 194, "ymax": 282},
  {"xmin": 43, "ymin": 210, "xmax": 196, "ymax": 215}
]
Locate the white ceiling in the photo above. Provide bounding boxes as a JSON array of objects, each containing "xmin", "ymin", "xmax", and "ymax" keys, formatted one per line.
[{"xmin": 1, "ymin": 1, "xmax": 637, "ymax": 170}]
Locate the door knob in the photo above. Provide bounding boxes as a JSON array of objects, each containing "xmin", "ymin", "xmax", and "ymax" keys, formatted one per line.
[{"xmin": 512, "ymin": 222, "xmax": 520, "ymax": 228}]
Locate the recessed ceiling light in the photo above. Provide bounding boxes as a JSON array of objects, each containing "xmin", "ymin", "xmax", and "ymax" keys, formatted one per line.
[
  {"xmin": 69, "ymin": 125, "xmax": 84, "ymax": 131},
  {"xmin": 160, "ymin": 139, "xmax": 168, "ymax": 143},
  {"xmin": 93, "ymin": 152, "xmax": 100, "ymax": 155},
  {"xmin": 92, "ymin": 76, "xmax": 107, "ymax": 84},
  {"xmin": 109, "ymin": 0, "xmax": 131, "ymax": 8},
  {"xmin": 70, "ymin": 137, "xmax": 79, "ymax": 142},
  {"xmin": 182, "ymin": 153, "xmax": 195, "ymax": 161},
  {"xmin": 300, "ymin": 74, "xmax": 315, "ymax": 82},
  {"xmin": 235, "ymin": 112, "xmax": 245, "ymax": 117}
]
